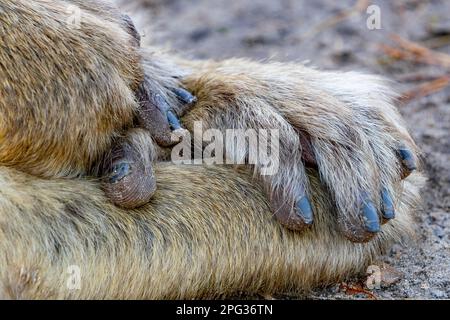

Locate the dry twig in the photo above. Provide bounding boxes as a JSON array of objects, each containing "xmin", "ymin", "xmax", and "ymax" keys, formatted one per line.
[
  {"xmin": 391, "ymin": 34, "xmax": 450, "ymax": 68},
  {"xmin": 399, "ymin": 75, "xmax": 450, "ymax": 103},
  {"xmin": 339, "ymin": 282, "xmax": 378, "ymax": 300},
  {"xmin": 380, "ymin": 34, "xmax": 450, "ymax": 103}
]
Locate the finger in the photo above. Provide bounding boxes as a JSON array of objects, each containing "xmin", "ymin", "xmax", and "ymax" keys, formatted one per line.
[
  {"xmin": 153, "ymin": 93, "xmax": 170, "ymax": 114},
  {"xmin": 103, "ymin": 159, "xmax": 156, "ymax": 210},
  {"xmin": 101, "ymin": 137, "xmax": 156, "ymax": 209},
  {"xmin": 136, "ymin": 80, "xmax": 179, "ymax": 147},
  {"xmin": 155, "ymin": 94, "xmax": 184, "ymax": 132},
  {"xmin": 270, "ymin": 186, "xmax": 314, "ymax": 232},
  {"xmin": 137, "ymin": 98, "xmax": 174, "ymax": 147},
  {"xmin": 171, "ymin": 87, "xmax": 197, "ymax": 117},
  {"xmin": 337, "ymin": 191, "xmax": 382, "ymax": 243}
]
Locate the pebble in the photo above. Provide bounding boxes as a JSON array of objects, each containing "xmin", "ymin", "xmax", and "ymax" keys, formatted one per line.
[
  {"xmin": 430, "ymin": 289, "xmax": 446, "ymax": 299},
  {"xmin": 381, "ymin": 264, "xmax": 403, "ymax": 287},
  {"xmin": 433, "ymin": 226, "xmax": 445, "ymax": 239}
]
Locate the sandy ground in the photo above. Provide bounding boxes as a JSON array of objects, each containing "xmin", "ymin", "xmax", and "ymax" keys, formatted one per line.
[{"xmin": 119, "ymin": 0, "xmax": 450, "ymax": 299}]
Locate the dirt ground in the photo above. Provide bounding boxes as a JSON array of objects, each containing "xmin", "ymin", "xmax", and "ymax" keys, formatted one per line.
[{"xmin": 119, "ymin": 0, "xmax": 450, "ymax": 299}]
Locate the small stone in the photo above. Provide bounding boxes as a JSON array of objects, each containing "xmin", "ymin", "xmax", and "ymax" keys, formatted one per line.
[
  {"xmin": 331, "ymin": 284, "xmax": 340, "ymax": 293},
  {"xmin": 380, "ymin": 264, "xmax": 403, "ymax": 287},
  {"xmin": 365, "ymin": 263, "xmax": 403, "ymax": 289},
  {"xmin": 420, "ymin": 283, "xmax": 430, "ymax": 290},
  {"xmin": 429, "ymin": 211, "xmax": 445, "ymax": 222},
  {"xmin": 430, "ymin": 289, "xmax": 446, "ymax": 299},
  {"xmin": 389, "ymin": 244, "xmax": 403, "ymax": 257},
  {"xmin": 433, "ymin": 226, "xmax": 445, "ymax": 239}
]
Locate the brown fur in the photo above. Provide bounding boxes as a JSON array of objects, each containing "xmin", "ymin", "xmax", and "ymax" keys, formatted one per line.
[
  {"xmin": 0, "ymin": 0, "xmax": 142, "ymax": 178},
  {"xmin": 178, "ymin": 59, "xmax": 420, "ymax": 241},
  {"xmin": 0, "ymin": 164, "xmax": 423, "ymax": 299},
  {"xmin": 0, "ymin": 0, "xmax": 424, "ymax": 299},
  {"xmin": 0, "ymin": 0, "xmax": 190, "ymax": 209}
]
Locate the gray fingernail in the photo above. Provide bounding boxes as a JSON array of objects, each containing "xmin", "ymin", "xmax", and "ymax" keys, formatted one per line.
[
  {"xmin": 154, "ymin": 94, "xmax": 170, "ymax": 113},
  {"xmin": 109, "ymin": 162, "xmax": 131, "ymax": 183},
  {"xmin": 362, "ymin": 199, "xmax": 380, "ymax": 233},
  {"xmin": 381, "ymin": 188, "xmax": 395, "ymax": 220},
  {"xmin": 167, "ymin": 111, "xmax": 182, "ymax": 130},
  {"xmin": 398, "ymin": 148, "xmax": 417, "ymax": 171},
  {"xmin": 173, "ymin": 88, "xmax": 197, "ymax": 104},
  {"xmin": 296, "ymin": 196, "xmax": 314, "ymax": 225}
]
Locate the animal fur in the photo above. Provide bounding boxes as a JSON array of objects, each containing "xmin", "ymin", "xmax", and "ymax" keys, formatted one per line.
[
  {"xmin": 177, "ymin": 59, "xmax": 420, "ymax": 241},
  {"xmin": 0, "ymin": 0, "xmax": 424, "ymax": 299},
  {"xmin": 0, "ymin": 165, "xmax": 423, "ymax": 299}
]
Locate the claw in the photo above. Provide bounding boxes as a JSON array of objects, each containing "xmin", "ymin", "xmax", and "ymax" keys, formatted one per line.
[
  {"xmin": 295, "ymin": 196, "xmax": 314, "ymax": 225},
  {"xmin": 108, "ymin": 162, "xmax": 131, "ymax": 183},
  {"xmin": 167, "ymin": 110, "xmax": 182, "ymax": 130},
  {"xmin": 398, "ymin": 147, "xmax": 417, "ymax": 172},
  {"xmin": 153, "ymin": 94, "xmax": 170, "ymax": 114},
  {"xmin": 153, "ymin": 94, "xmax": 184, "ymax": 131},
  {"xmin": 173, "ymin": 88, "xmax": 197, "ymax": 104},
  {"xmin": 361, "ymin": 198, "xmax": 380, "ymax": 233},
  {"xmin": 381, "ymin": 188, "xmax": 395, "ymax": 220}
]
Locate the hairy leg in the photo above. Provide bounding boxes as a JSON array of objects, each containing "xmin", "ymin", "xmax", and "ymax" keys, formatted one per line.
[
  {"xmin": 0, "ymin": 165, "xmax": 423, "ymax": 299},
  {"xmin": 0, "ymin": 0, "xmax": 198, "ymax": 209}
]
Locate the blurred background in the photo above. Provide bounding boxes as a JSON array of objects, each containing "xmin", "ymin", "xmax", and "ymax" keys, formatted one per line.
[{"xmin": 116, "ymin": 0, "xmax": 449, "ymax": 299}]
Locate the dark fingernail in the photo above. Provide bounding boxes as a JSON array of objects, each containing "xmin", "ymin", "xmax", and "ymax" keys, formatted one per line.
[
  {"xmin": 173, "ymin": 88, "xmax": 197, "ymax": 104},
  {"xmin": 398, "ymin": 148, "xmax": 417, "ymax": 171},
  {"xmin": 296, "ymin": 196, "xmax": 314, "ymax": 225},
  {"xmin": 381, "ymin": 188, "xmax": 395, "ymax": 220},
  {"xmin": 109, "ymin": 162, "xmax": 131, "ymax": 183},
  {"xmin": 167, "ymin": 111, "xmax": 182, "ymax": 130},
  {"xmin": 362, "ymin": 200, "xmax": 380, "ymax": 233}
]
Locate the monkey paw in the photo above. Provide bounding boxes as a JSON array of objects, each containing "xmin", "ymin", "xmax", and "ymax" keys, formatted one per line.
[
  {"xmin": 122, "ymin": 13, "xmax": 197, "ymax": 148},
  {"xmin": 136, "ymin": 80, "xmax": 197, "ymax": 147},
  {"xmin": 274, "ymin": 72, "xmax": 420, "ymax": 242},
  {"xmin": 100, "ymin": 13, "xmax": 196, "ymax": 209}
]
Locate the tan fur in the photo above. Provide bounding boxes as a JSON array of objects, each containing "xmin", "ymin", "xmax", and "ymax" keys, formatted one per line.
[
  {"xmin": 0, "ymin": 0, "xmax": 142, "ymax": 178},
  {"xmin": 0, "ymin": 0, "xmax": 424, "ymax": 299},
  {"xmin": 179, "ymin": 59, "xmax": 420, "ymax": 240},
  {"xmin": 0, "ymin": 165, "xmax": 423, "ymax": 299}
]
